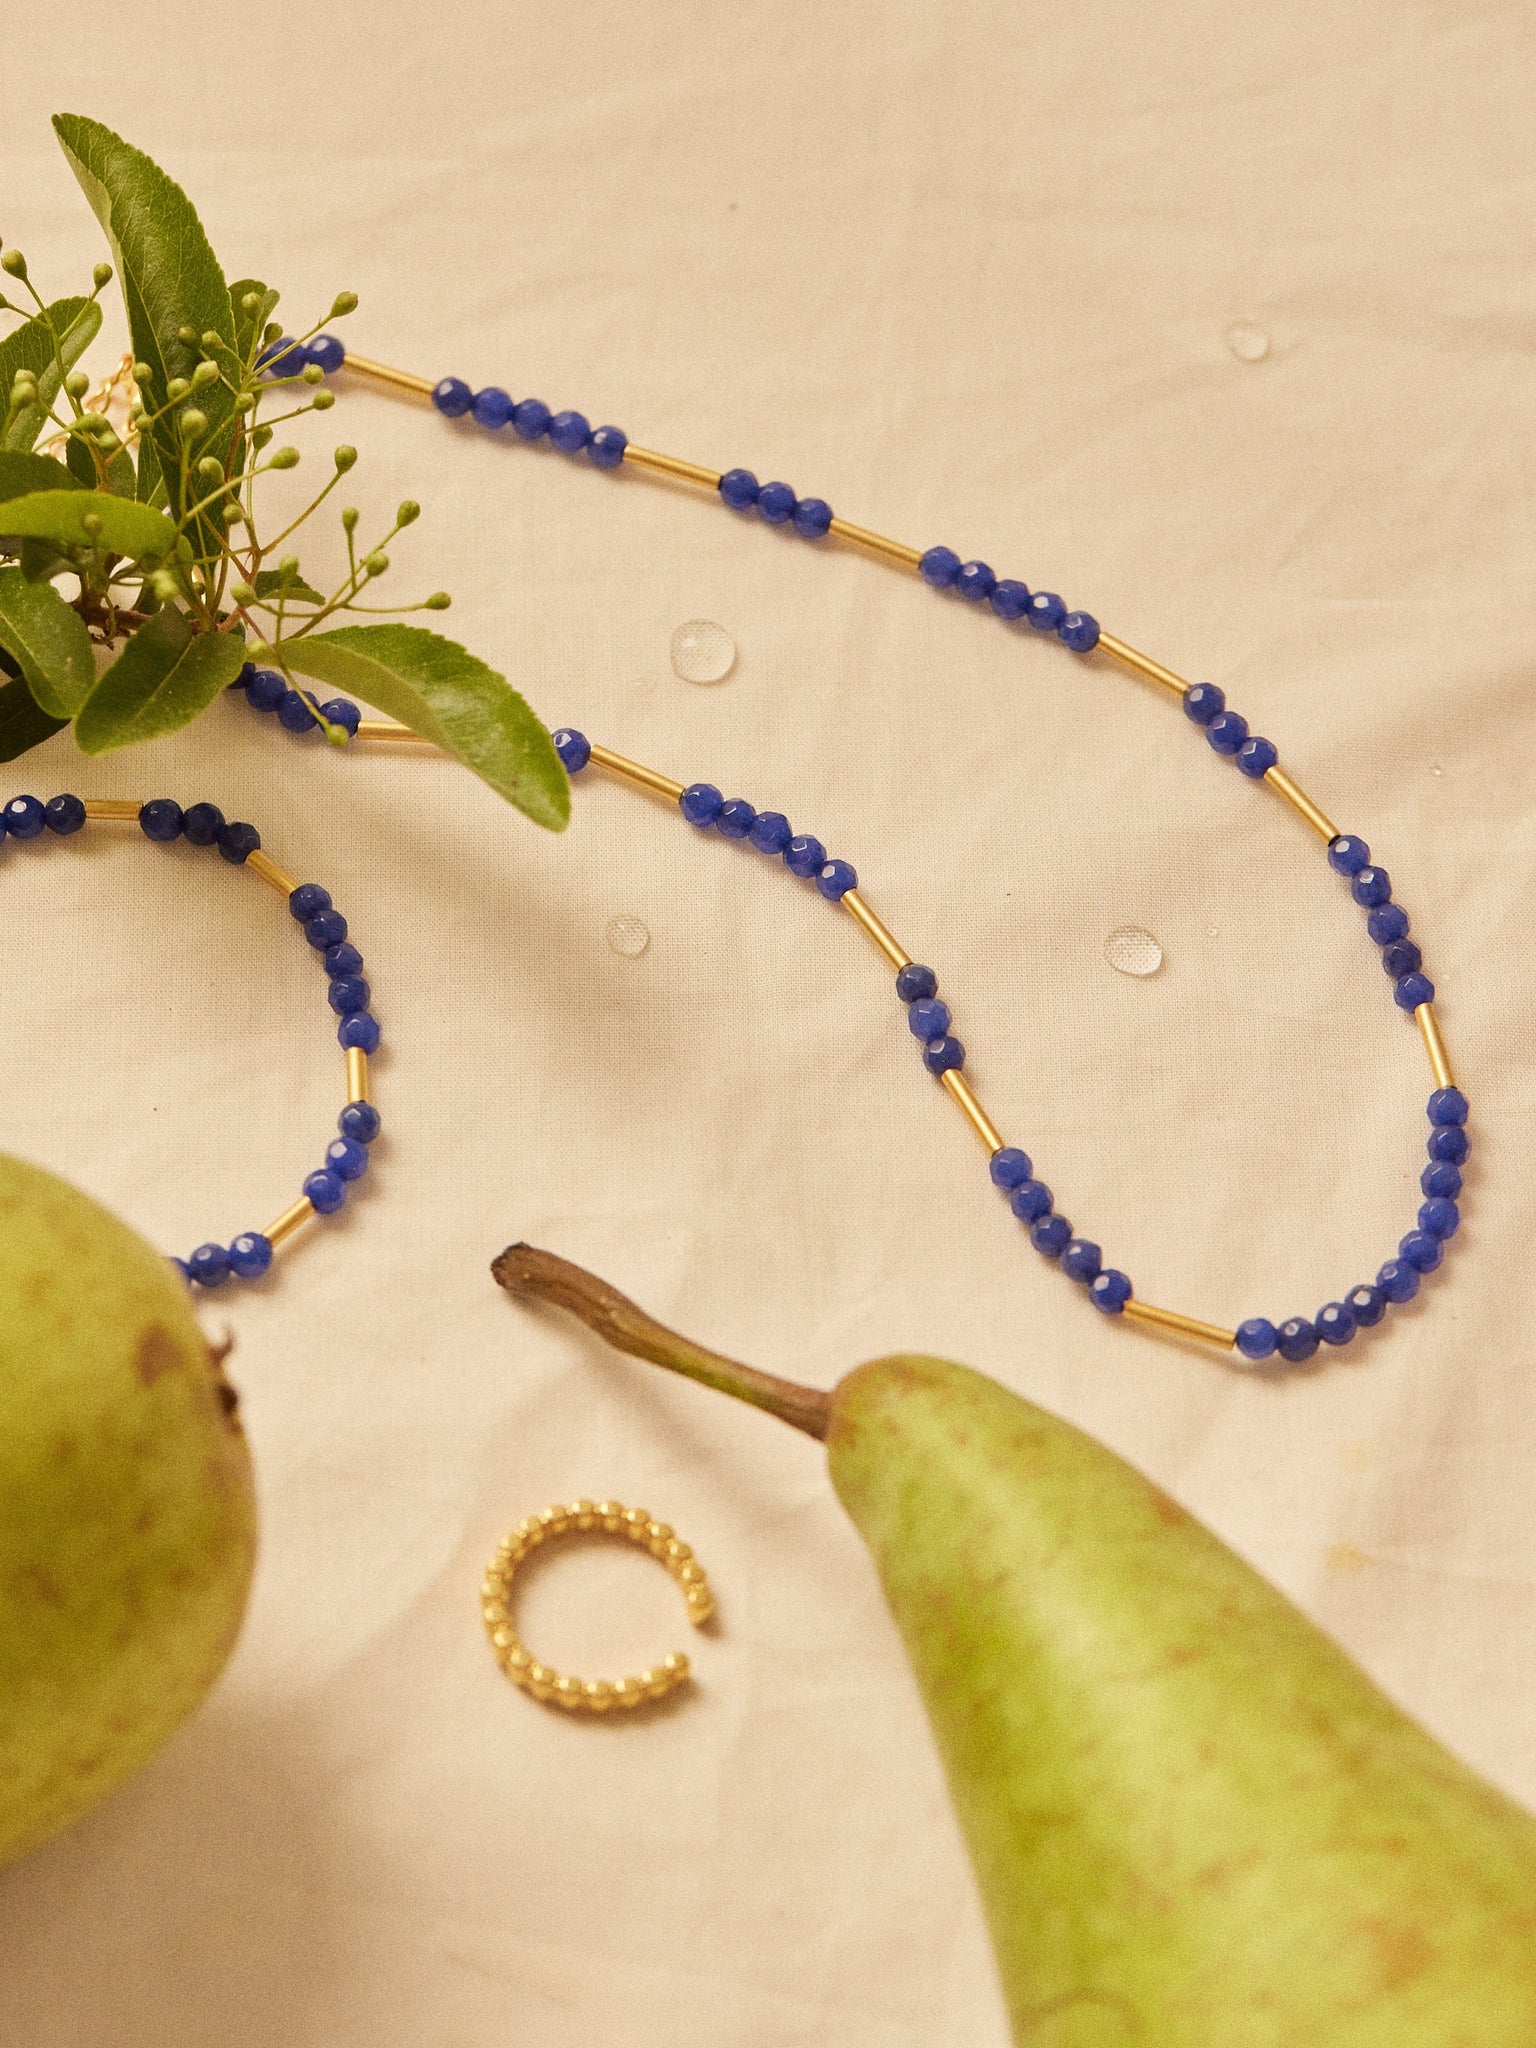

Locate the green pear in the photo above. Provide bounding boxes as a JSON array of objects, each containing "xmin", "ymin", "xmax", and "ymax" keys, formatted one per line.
[
  {"xmin": 0, "ymin": 1154, "xmax": 257, "ymax": 1868},
  {"xmin": 496, "ymin": 1244, "xmax": 1536, "ymax": 2045}
]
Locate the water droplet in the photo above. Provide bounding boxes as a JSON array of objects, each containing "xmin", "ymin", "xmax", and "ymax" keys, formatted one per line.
[
  {"xmin": 605, "ymin": 913, "xmax": 651, "ymax": 959},
  {"xmin": 1429, "ymin": 764, "xmax": 1444, "ymax": 778},
  {"xmin": 1223, "ymin": 320, "xmax": 1270, "ymax": 364},
  {"xmin": 670, "ymin": 620, "xmax": 736, "ymax": 685},
  {"xmin": 1104, "ymin": 926, "xmax": 1164, "ymax": 978}
]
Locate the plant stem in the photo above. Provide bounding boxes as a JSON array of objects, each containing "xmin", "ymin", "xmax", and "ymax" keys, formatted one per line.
[{"xmin": 492, "ymin": 1243, "xmax": 831, "ymax": 1441}]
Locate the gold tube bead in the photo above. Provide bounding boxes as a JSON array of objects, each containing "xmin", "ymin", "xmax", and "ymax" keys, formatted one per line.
[
  {"xmin": 1262, "ymin": 766, "xmax": 1337, "ymax": 842},
  {"xmin": 1121, "ymin": 1299, "xmax": 1238, "ymax": 1349},
  {"xmin": 1094, "ymin": 632, "xmax": 1190, "ymax": 702},
  {"xmin": 840, "ymin": 888, "xmax": 911, "ymax": 970},
  {"xmin": 263, "ymin": 1196, "xmax": 315, "ymax": 1250},
  {"xmin": 940, "ymin": 1069, "xmax": 1005, "ymax": 1155},
  {"xmin": 354, "ymin": 719, "xmax": 438, "ymax": 745},
  {"xmin": 825, "ymin": 517, "xmax": 923, "ymax": 571},
  {"xmin": 346, "ymin": 1046, "xmax": 371, "ymax": 1105},
  {"xmin": 244, "ymin": 848, "xmax": 299, "ymax": 897},
  {"xmin": 1415, "ymin": 1003, "xmax": 1456, "ymax": 1091},
  {"xmin": 82, "ymin": 798, "xmax": 142, "ymax": 821},
  {"xmin": 585, "ymin": 742, "xmax": 686, "ymax": 803},
  {"xmin": 621, "ymin": 444, "xmax": 722, "ymax": 489},
  {"xmin": 339, "ymin": 353, "xmax": 436, "ymax": 400}
]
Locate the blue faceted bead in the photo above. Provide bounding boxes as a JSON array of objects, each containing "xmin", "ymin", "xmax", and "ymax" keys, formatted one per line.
[
  {"xmin": 306, "ymin": 909, "xmax": 348, "ymax": 950},
  {"xmin": 923, "ymin": 1034, "xmax": 965, "ymax": 1075},
  {"xmin": 758, "ymin": 481, "xmax": 797, "ymax": 525},
  {"xmin": 1031, "ymin": 1213, "xmax": 1072, "ymax": 1258},
  {"xmin": 1183, "ymin": 682, "xmax": 1225, "ymax": 725},
  {"xmin": 228, "ymin": 1232, "xmax": 273, "ymax": 1279},
  {"xmin": 551, "ymin": 728, "xmax": 591, "ymax": 773},
  {"xmin": 1377, "ymin": 1258, "xmax": 1420, "ymax": 1304},
  {"xmin": 1367, "ymin": 902, "xmax": 1409, "ymax": 945},
  {"xmin": 1090, "ymin": 1268, "xmax": 1132, "ymax": 1313},
  {"xmin": 319, "ymin": 699, "xmax": 361, "ymax": 738},
  {"xmin": 139, "ymin": 798, "xmax": 184, "ymax": 842},
  {"xmin": 1421, "ymin": 1159, "xmax": 1462, "ymax": 1199},
  {"xmin": 989, "ymin": 578, "xmax": 1030, "ymax": 620},
  {"xmin": 189, "ymin": 1242, "xmax": 230, "ymax": 1288},
  {"xmin": 1381, "ymin": 938, "xmax": 1421, "ymax": 979},
  {"xmin": 431, "ymin": 376, "xmax": 473, "ymax": 417},
  {"xmin": 1026, "ymin": 591, "xmax": 1066, "ymax": 633},
  {"xmin": 589, "ymin": 424, "xmax": 627, "ymax": 468},
  {"xmin": 816, "ymin": 858, "xmax": 857, "ymax": 900},
  {"xmin": 1061, "ymin": 1239, "xmax": 1102, "ymax": 1283},
  {"xmin": 1328, "ymin": 835, "xmax": 1372, "ymax": 876},
  {"xmin": 261, "ymin": 337, "xmax": 304, "ymax": 378},
  {"xmin": 306, "ymin": 334, "xmax": 345, "ymax": 375},
  {"xmin": 679, "ymin": 782, "xmax": 724, "ymax": 827},
  {"xmin": 3, "ymin": 795, "xmax": 44, "ymax": 839},
  {"xmin": 1428, "ymin": 1086, "xmax": 1468, "ymax": 1126},
  {"xmin": 908, "ymin": 997, "xmax": 951, "ymax": 1041},
  {"xmin": 1347, "ymin": 1283, "xmax": 1386, "ymax": 1327},
  {"xmin": 278, "ymin": 689, "xmax": 318, "ymax": 733},
  {"xmin": 326, "ymin": 1136, "xmax": 369, "ymax": 1182},
  {"xmin": 182, "ymin": 802, "xmax": 224, "ymax": 847},
  {"xmin": 1236, "ymin": 736, "xmax": 1278, "ymax": 778},
  {"xmin": 338, "ymin": 1012, "xmax": 380, "ymax": 1052},
  {"xmin": 324, "ymin": 940, "xmax": 363, "ymax": 977},
  {"xmin": 718, "ymin": 468, "xmax": 760, "ymax": 510},
  {"xmin": 1351, "ymin": 866, "xmax": 1391, "ymax": 908},
  {"xmin": 748, "ymin": 810, "xmax": 792, "ymax": 855},
  {"xmin": 955, "ymin": 561, "xmax": 996, "ymax": 602},
  {"xmin": 784, "ymin": 833, "xmax": 826, "ymax": 878},
  {"xmin": 328, "ymin": 974, "xmax": 371, "ymax": 1016},
  {"xmin": 218, "ymin": 820, "xmax": 260, "ymax": 864},
  {"xmin": 1316, "ymin": 1301, "xmax": 1357, "ymax": 1346},
  {"xmin": 1427, "ymin": 1124, "xmax": 1469, "ymax": 1164},
  {"xmin": 1419, "ymin": 1197, "xmax": 1460, "ymax": 1240},
  {"xmin": 793, "ymin": 496, "xmax": 832, "ymax": 538},
  {"xmin": 717, "ymin": 798, "xmax": 757, "ymax": 839},
  {"xmin": 547, "ymin": 409, "xmax": 590, "ymax": 453},
  {"xmin": 1207, "ymin": 711, "xmax": 1249, "ymax": 755},
  {"xmin": 512, "ymin": 397, "xmax": 551, "ymax": 439},
  {"xmin": 989, "ymin": 1147, "xmax": 1032, "ymax": 1190},
  {"xmin": 919, "ymin": 546, "xmax": 960, "ymax": 588},
  {"xmin": 1058, "ymin": 611, "xmax": 1100, "ymax": 653},
  {"xmin": 1277, "ymin": 1317, "xmax": 1319, "ymax": 1363},
  {"xmin": 290, "ymin": 882, "xmax": 332, "ymax": 922},
  {"xmin": 339, "ymin": 1100, "xmax": 381, "ymax": 1145},
  {"xmin": 471, "ymin": 386, "xmax": 514, "ymax": 429},
  {"xmin": 1235, "ymin": 1317, "xmax": 1278, "ymax": 1360},
  {"xmin": 244, "ymin": 666, "xmax": 287, "ymax": 712},
  {"xmin": 1009, "ymin": 1179, "xmax": 1053, "ymax": 1224},
  {"xmin": 304, "ymin": 1168, "xmax": 347, "ymax": 1214},
  {"xmin": 895, "ymin": 962, "xmax": 938, "ymax": 1004},
  {"xmin": 1394, "ymin": 971, "xmax": 1434, "ymax": 1011},
  {"xmin": 1400, "ymin": 1230, "xmax": 1443, "ymax": 1274},
  {"xmin": 45, "ymin": 794, "xmax": 85, "ymax": 835}
]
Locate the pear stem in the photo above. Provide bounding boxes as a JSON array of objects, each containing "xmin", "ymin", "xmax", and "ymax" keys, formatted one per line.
[{"xmin": 491, "ymin": 1243, "xmax": 831, "ymax": 1441}]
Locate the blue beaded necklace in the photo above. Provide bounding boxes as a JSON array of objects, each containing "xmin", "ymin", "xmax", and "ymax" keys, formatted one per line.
[{"xmin": 241, "ymin": 332, "xmax": 1469, "ymax": 1363}]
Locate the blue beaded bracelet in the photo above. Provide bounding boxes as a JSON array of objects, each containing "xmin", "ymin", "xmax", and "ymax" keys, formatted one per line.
[
  {"xmin": 272, "ymin": 337, "xmax": 1468, "ymax": 1368},
  {"xmin": 1, "ymin": 792, "xmax": 383, "ymax": 1286}
]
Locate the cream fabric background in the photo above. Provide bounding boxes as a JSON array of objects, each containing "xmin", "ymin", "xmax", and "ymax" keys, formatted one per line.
[{"xmin": 2, "ymin": 3, "xmax": 1535, "ymax": 2041}]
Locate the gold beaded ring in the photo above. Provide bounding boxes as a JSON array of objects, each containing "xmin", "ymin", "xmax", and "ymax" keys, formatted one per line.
[{"xmin": 481, "ymin": 1501, "xmax": 714, "ymax": 1714}]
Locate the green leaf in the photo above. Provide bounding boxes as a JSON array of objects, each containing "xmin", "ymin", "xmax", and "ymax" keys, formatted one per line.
[
  {"xmin": 135, "ymin": 430, "xmax": 165, "ymax": 507},
  {"xmin": 0, "ymin": 297, "xmax": 102, "ymax": 452},
  {"xmin": 0, "ymin": 489, "xmax": 174, "ymax": 561},
  {"xmin": 73, "ymin": 606, "xmax": 246, "ymax": 754},
  {"xmin": 52, "ymin": 115, "xmax": 237, "ymax": 537},
  {"xmin": 284, "ymin": 623, "xmax": 569, "ymax": 830},
  {"xmin": 0, "ymin": 448, "xmax": 85, "ymax": 503},
  {"xmin": 0, "ymin": 670, "xmax": 67, "ymax": 762},
  {"xmin": 0, "ymin": 566, "xmax": 96, "ymax": 716},
  {"xmin": 60, "ymin": 433, "xmax": 133, "ymax": 496},
  {"xmin": 253, "ymin": 567, "xmax": 326, "ymax": 606}
]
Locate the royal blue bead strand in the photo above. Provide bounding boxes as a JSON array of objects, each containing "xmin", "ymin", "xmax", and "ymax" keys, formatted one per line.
[{"xmin": 2, "ymin": 792, "xmax": 382, "ymax": 1288}]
